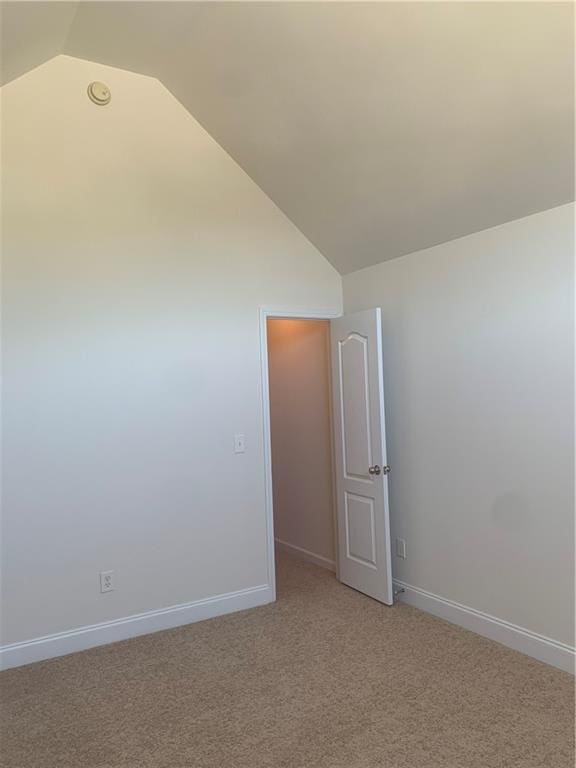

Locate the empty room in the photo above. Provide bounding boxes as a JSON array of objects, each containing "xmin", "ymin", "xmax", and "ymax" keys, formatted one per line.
[{"xmin": 0, "ymin": 2, "xmax": 574, "ymax": 767}]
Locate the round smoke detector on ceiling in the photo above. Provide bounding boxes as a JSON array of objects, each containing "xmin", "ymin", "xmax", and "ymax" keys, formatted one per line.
[{"xmin": 87, "ymin": 81, "xmax": 111, "ymax": 106}]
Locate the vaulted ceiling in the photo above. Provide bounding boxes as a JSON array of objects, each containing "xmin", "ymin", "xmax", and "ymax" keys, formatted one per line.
[{"xmin": 2, "ymin": 1, "xmax": 574, "ymax": 274}]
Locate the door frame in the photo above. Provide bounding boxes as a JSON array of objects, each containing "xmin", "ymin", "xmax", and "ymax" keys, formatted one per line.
[{"xmin": 259, "ymin": 306, "xmax": 341, "ymax": 600}]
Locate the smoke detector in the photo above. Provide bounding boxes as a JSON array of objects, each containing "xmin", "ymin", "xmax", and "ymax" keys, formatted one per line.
[{"xmin": 87, "ymin": 81, "xmax": 111, "ymax": 106}]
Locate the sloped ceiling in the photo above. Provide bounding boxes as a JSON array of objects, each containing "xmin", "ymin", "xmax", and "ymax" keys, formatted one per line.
[
  {"xmin": 1, "ymin": 1, "xmax": 574, "ymax": 274},
  {"xmin": 0, "ymin": 1, "xmax": 78, "ymax": 86}
]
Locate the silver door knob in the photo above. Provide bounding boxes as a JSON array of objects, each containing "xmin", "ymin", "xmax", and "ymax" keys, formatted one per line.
[{"xmin": 368, "ymin": 465, "xmax": 390, "ymax": 476}]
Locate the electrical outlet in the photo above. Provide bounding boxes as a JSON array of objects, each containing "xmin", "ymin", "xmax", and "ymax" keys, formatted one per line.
[
  {"xmin": 395, "ymin": 538, "xmax": 406, "ymax": 559},
  {"xmin": 99, "ymin": 570, "xmax": 115, "ymax": 593}
]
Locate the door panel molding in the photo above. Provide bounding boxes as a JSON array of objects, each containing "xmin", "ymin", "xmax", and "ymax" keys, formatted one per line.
[
  {"xmin": 338, "ymin": 332, "xmax": 373, "ymax": 481},
  {"xmin": 344, "ymin": 492, "xmax": 377, "ymax": 568}
]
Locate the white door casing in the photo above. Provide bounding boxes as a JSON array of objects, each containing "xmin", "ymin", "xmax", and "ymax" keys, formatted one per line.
[{"xmin": 330, "ymin": 308, "xmax": 393, "ymax": 604}]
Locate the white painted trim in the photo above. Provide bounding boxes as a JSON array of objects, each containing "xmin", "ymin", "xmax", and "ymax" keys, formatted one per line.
[
  {"xmin": 259, "ymin": 306, "xmax": 341, "ymax": 604},
  {"xmin": 394, "ymin": 579, "xmax": 575, "ymax": 675},
  {"xmin": 275, "ymin": 538, "xmax": 336, "ymax": 572},
  {"xmin": 0, "ymin": 584, "xmax": 273, "ymax": 670}
]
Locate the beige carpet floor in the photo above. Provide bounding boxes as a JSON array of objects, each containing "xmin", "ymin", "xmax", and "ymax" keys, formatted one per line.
[{"xmin": 1, "ymin": 552, "xmax": 574, "ymax": 768}]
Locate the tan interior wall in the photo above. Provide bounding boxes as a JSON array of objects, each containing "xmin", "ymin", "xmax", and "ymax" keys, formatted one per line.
[{"xmin": 268, "ymin": 319, "xmax": 335, "ymax": 566}]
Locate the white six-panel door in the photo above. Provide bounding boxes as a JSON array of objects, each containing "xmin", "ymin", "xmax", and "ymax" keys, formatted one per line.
[{"xmin": 330, "ymin": 308, "xmax": 393, "ymax": 604}]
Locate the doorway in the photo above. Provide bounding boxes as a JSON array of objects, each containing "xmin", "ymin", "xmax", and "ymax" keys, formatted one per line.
[
  {"xmin": 266, "ymin": 317, "xmax": 337, "ymax": 581},
  {"xmin": 260, "ymin": 307, "xmax": 393, "ymax": 605}
]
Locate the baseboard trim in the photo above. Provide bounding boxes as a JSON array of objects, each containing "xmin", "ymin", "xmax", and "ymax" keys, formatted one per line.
[
  {"xmin": 0, "ymin": 584, "xmax": 274, "ymax": 671},
  {"xmin": 4, "ymin": 575, "xmax": 569, "ymax": 675},
  {"xmin": 393, "ymin": 579, "xmax": 575, "ymax": 675},
  {"xmin": 275, "ymin": 539, "xmax": 336, "ymax": 572}
]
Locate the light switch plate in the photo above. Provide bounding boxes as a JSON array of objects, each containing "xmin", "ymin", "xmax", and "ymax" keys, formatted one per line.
[{"xmin": 234, "ymin": 434, "xmax": 245, "ymax": 454}]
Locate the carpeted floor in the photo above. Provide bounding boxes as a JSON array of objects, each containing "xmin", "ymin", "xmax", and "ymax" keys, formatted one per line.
[{"xmin": 1, "ymin": 552, "xmax": 574, "ymax": 768}]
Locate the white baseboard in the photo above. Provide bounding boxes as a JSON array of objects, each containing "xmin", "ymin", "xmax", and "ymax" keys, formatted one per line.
[
  {"xmin": 4, "ymin": 574, "xmax": 570, "ymax": 675},
  {"xmin": 394, "ymin": 579, "xmax": 575, "ymax": 675},
  {"xmin": 275, "ymin": 538, "xmax": 336, "ymax": 572},
  {"xmin": 0, "ymin": 584, "xmax": 274, "ymax": 671}
]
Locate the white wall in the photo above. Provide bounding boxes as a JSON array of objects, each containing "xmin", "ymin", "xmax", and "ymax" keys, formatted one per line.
[
  {"xmin": 267, "ymin": 319, "xmax": 335, "ymax": 566},
  {"xmin": 0, "ymin": 55, "xmax": 341, "ymax": 650},
  {"xmin": 344, "ymin": 204, "xmax": 574, "ymax": 647}
]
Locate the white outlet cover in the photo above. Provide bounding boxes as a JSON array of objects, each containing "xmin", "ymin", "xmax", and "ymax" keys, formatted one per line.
[
  {"xmin": 99, "ymin": 570, "xmax": 115, "ymax": 593},
  {"xmin": 395, "ymin": 539, "xmax": 406, "ymax": 559}
]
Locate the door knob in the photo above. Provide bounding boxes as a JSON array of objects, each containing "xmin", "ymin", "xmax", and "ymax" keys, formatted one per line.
[{"xmin": 368, "ymin": 465, "xmax": 390, "ymax": 476}]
